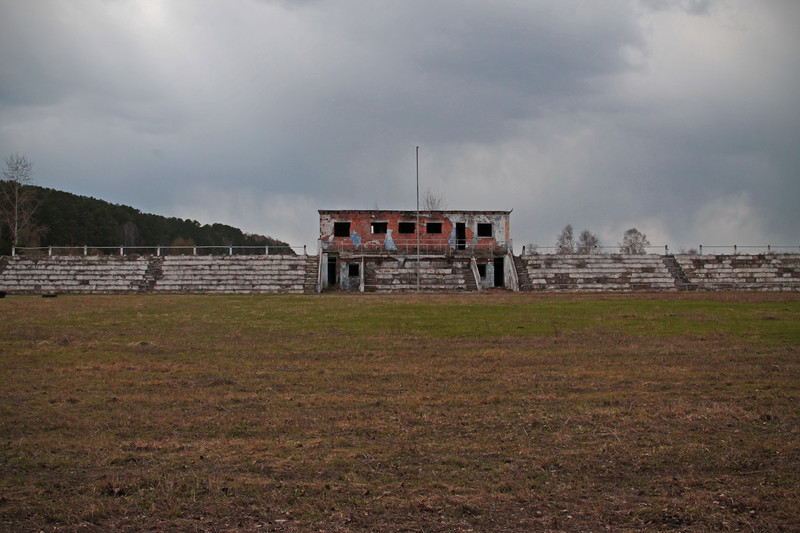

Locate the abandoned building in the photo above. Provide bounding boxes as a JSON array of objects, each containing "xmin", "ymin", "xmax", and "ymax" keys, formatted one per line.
[
  {"xmin": 318, "ymin": 210, "xmax": 514, "ymax": 291},
  {"xmin": 2, "ymin": 208, "xmax": 799, "ymax": 294}
]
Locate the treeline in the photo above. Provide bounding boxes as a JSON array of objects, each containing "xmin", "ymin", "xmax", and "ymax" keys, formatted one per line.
[
  {"xmin": 0, "ymin": 184, "xmax": 293, "ymax": 255},
  {"xmin": 524, "ymin": 224, "xmax": 658, "ymax": 255}
]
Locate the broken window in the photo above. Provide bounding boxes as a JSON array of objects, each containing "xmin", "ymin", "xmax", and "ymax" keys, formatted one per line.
[
  {"xmin": 398, "ymin": 222, "xmax": 415, "ymax": 234},
  {"xmin": 333, "ymin": 222, "xmax": 350, "ymax": 237},
  {"xmin": 477, "ymin": 223, "xmax": 493, "ymax": 238},
  {"xmin": 426, "ymin": 222, "xmax": 442, "ymax": 234},
  {"xmin": 371, "ymin": 222, "xmax": 388, "ymax": 234},
  {"xmin": 348, "ymin": 263, "xmax": 360, "ymax": 277}
]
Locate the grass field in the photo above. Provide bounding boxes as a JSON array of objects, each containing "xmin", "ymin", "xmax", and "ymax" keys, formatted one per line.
[{"xmin": 1, "ymin": 292, "xmax": 799, "ymax": 532}]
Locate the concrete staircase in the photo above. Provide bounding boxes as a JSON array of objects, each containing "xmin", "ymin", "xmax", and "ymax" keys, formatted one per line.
[
  {"xmin": 362, "ymin": 256, "xmax": 472, "ymax": 292},
  {"xmin": 303, "ymin": 255, "xmax": 320, "ymax": 293},
  {"xmin": 513, "ymin": 255, "xmax": 533, "ymax": 291},
  {"xmin": 153, "ymin": 255, "xmax": 309, "ymax": 293},
  {"xmin": 663, "ymin": 254, "xmax": 691, "ymax": 289},
  {"xmin": 138, "ymin": 256, "xmax": 164, "ymax": 291},
  {"xmin": 464, "ymin": 260, "xmax": 479, "ymax": 291},
  {"xmin": 517, "ymin": 254, "xmax": 677, "ymax": 292},
  {"xmin": 0, "ymin": 255, "xmax": 151, "ymax": 294},
  {"xmin": 674, "ymin": 254, "xmax": 800, "ymax": 291}
]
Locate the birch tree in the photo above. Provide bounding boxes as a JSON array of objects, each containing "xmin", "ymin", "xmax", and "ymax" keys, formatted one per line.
[{"xmin": 1, "ymin": 153, "xmax": 41, "ymax": 249}]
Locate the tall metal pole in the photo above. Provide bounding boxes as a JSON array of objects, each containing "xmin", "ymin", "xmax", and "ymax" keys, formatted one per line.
[{"xmin": 416, "ymin": 146, "xmax": 420, "ymax": 291}]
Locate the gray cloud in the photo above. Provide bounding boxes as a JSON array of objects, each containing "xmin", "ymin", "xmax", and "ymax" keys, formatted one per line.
[{"xmin": 1, "ymin": 0, "xmax": 797, "ymax": 250}]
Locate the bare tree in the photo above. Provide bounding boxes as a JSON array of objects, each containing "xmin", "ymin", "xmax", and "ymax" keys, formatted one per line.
[
  {"xmin": 619, "ymin": 228, "xmax": 650, "ymax": 254},
  {"xmin": 555, "ymin": 224, "xmax": 574, "ymax": 254},
  {"xmin": 422, "ymin": 188, "xmax": 446, "ymax": 211},
  {"xmin": 576, "ymin": 229, "xmax": 601, "ymax": 254},
  {"xmin": 1, "ymin": 153, "xmax": 42, "ymax": 249}
]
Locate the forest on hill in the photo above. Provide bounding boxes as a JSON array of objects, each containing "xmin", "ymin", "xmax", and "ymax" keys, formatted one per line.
[{"xmin": 0, "ymin": 184, "xmax": 292, "ymax": 255}]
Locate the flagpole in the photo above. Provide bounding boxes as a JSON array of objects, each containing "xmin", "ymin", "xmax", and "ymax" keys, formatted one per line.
[{"xmin": 416, "ymin": 146, "xmax": 420, "ymax": 292}]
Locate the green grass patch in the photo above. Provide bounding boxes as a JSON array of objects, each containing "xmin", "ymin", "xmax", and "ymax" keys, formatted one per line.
[{"xmin": 1, "ymin": 292, "xmax": 799, "ymax": 531}]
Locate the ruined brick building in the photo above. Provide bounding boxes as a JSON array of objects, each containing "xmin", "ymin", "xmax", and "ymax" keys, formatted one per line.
[{"xmin": 318, "ymin": 210, "xmax": 514, "ymax": 291}]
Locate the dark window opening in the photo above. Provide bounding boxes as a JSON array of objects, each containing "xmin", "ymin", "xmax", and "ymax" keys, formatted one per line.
[
  {"xmin": 348, "ymin": 263, "xmax": 360, "ymax": 277},
  {"xmin": 371, "ymin": 222, "xmax": 388, "ymax": 234},
  {"xmin": 333, "ymin": 222, "xmax": 350, "ymax": 237},
  {"xmin": 426, "ymin": 222, "xmax": 442, "ymax": 234},
  {"xmin": 398, "ymin": 222, "xmax": 416, "ymax": 234},
  {"xmin": 477, "ymin": 223, "xmax": 493, "ymax": 238},
  {"xmin": 477, "ymin": 264, "xmax": 487, "ymax": 278}
]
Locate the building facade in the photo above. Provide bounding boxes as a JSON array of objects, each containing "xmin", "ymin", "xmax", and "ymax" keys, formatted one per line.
[{"xmin": 318, "ymin": 210, "xmax": 514, "ymax": 291}]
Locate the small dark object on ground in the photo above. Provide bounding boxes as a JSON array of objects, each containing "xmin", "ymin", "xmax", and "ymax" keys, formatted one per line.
[
  {"xmin": 42, "ymin": 293, "xmax": 58, "ymax": 298},
  {"xmin": 0, "ymin": 291, "xmax": 6, "ymax": 298}
]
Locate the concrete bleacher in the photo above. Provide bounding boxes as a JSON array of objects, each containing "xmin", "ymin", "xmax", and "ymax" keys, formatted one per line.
[
  {"xmin": 0, "ymin": 254, "xmax": 319, "ymax": 294},
  {"xmin": 0, "ymin": 255, "xmax": 151, "ymax": 294},
  {"xmin": 154, "ymin": 255, "xmax": 310, "ymax": 294},
  {"xmin": 362, "ymin": 256, "xmax": 474, "ymax": 292},
  {"xmin": 2, "ymin": 253, "xmax": 798, "ymax": 294},
  {"xmin": 517, "ymin": 254, "xmax": 677, "ymax": 292},
  {"xmin": 675, "ymin": 254, "xmax": 800, "ymax": 291}
]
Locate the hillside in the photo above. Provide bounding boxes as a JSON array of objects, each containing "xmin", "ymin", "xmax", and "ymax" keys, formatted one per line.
[{"xmin": 0, "ymin": 185, "xmax": 293, "ymax": 255}]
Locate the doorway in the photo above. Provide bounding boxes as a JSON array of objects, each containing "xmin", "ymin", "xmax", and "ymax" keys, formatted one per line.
[
  {"xmin": 494, "ymin": 257, "xmax": 504, "ymax": 287},
  {"xmin": 456, "ymin": 223, "xmax": 466, "ymax": 250},
  {"xmin": 327, "ymin": 257, "xmax": 337, "ymax": 287}
]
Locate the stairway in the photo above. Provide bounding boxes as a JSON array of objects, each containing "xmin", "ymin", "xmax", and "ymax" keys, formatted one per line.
[
  {"xmin": 303, "ymin": 255, "xmax": 320, "ymax": 293},
  {"xmin": 513, "ymin": 255, "xmax": 533, "ymax": 291},
  {"xmin": 464, "ymin": 259, "xmax": 478, "ymax": 291},
  {"xmin": 662, "ymin": 255, "xmax": 691, "ymax": 290},
  {"xmin": 137, "ymin": 257, "xmax": 164, "ymax": 292}
]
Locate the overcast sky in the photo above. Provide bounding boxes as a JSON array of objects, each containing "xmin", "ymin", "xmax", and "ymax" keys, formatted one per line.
[{"xmin": 1, "ymin": 0, "xmax": 798, "ymax": 252}]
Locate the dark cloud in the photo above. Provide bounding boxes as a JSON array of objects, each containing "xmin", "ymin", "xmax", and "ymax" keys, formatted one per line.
[{"xmin": 0, "ymin": 1, "xmax": 797, "ymax": 249}]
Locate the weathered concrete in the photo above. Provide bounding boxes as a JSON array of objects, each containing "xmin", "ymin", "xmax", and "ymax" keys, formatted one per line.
[
  {"xmin": 0, "ymin": 255, "xmax": 319, "ymax": 295},
  {"xmin": 154, "ymin": 255, "xmax": 312, "ymax": 294},
  {"xmin": 0, "ymin": 255, "xmax": 151, "ymax": 294},
  {"xmin": 1, "ymin": 253, "xmax": 798, "ymax": 294},
  {"xmin": 360, "ymin": 256, "xmax": 474, "ymax": 292},
  {"xmin": 517, "ymin": 254, "xmax": 678, "ymax": 292},
  {"xmin": 675, "ymin": 254, "xmax": 800, "ymax": 291}
]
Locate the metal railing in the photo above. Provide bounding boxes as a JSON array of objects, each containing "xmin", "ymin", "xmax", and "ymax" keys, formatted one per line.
[
  {"xmin": 522, "ymin": 245, "xmax": 669, "ymax": 255},
  {"xmin": 520, "ymin": 245, "xmax": 800, "ymax": 256},
  {"xmin": 320, "ymin": 238, "xmax": 512, "ymax": 255},
  {"xmin": 11, "ymin": 244, "xmax": 308, "ymax": 257},
  {"xmin": 10, "ymin": 243, "xmax": 800, "ymax": 258},
  {"xmin": 694, "ymin": 245, "xmax": 800, "ymax": 255}
]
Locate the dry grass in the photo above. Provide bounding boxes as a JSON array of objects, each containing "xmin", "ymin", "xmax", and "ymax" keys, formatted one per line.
[{"xmin": 1, "ymin": 292, "xmax": 799, "ymax": 532}]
